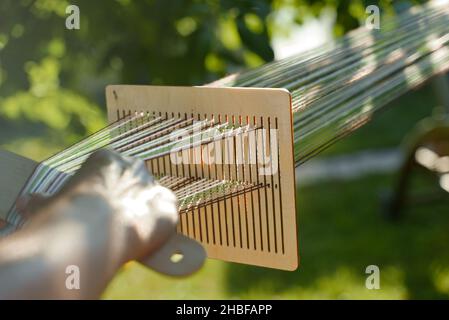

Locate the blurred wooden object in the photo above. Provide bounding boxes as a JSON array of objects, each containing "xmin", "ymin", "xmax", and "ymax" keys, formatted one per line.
[
  {"xmin": 384, "ymin": 75, "xmax": 449, "ymax": 219},
  {"xmin": 0, "ymin": 150, "xmax": 37, "ymax": 220}
]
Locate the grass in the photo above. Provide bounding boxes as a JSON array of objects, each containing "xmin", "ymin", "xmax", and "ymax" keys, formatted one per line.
[{"xmin": 103, "ymin": 172, "xmax": 449, "ymax": 299}]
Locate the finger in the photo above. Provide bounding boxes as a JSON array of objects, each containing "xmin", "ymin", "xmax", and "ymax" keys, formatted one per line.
[
  {"xmin": 80, "ymin": 149, "xmax": 117, "ymax": 173},
  {"xmin": 62, "ymin": 149, "xmax": 124, "ymax": 192},
  {"xmin": 87, "ymin": 148, "xmax": 120, "ymax": 164},
  {"xmin": 81, "ymin": 149, "xmax": 133, "ymax": 181},
  {"xmin": 152, "ymin": 186, "xmax": 178, "ymax": 217},
  {"xmin": 129, "ymin": 157, "xmax": 155, "ymax": 185},
  {"xmin": 145, "ymin": 185, "xmax": 179, "ymax": 229}
]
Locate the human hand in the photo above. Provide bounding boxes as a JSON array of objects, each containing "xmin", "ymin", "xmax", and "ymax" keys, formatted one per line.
[{"xmin": 17, "ymin": 149, "xmax": 179, "ymax": 264}]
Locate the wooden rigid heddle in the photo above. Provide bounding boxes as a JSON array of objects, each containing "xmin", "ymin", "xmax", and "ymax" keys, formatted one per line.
[{"xmin": 105, "ymin": 86, "xmax": 299, "ymax": 270}]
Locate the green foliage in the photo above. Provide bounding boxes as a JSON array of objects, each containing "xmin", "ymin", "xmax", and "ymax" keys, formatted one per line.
[
  {"xmin": 271, "ymin": 0, "xmax": 427, "ymax": 36},
  {"xmin": 2, "ymin": 56, "xmax": 103, "ymax": 131},
  {"xmin": 0, "ymin": 0, "xmax": 279, "ymax": 158},
  {"xmin": 0, "ymin": 0, "xmax": 430, "ymax": 159}
]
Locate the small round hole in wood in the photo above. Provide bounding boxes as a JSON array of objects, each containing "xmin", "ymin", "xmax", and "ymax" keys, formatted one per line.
[{"xmin": 170, "ymin": 251, "xmax": 184, "ymax": 263}]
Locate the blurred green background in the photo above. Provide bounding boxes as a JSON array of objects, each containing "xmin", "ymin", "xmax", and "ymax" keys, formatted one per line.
[{"xmin": 2, "ymin": 0, "xmax": 449, "ymax": 299}]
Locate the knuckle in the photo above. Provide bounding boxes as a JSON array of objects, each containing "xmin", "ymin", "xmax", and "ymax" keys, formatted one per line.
[
  {"xmin": 151, "ymin": 186, "xmax": 178, "ymax": 218},
  {"xmin": 90, "ymin": 149, "xmax": 114, "ymax": 160},
  {"xmin": 85, "ymin": 149, "xmax": 116, "ymax": 168},
  {"xmin": 155, "ymin": 186, "xmax": 177, "ymax": 203}
]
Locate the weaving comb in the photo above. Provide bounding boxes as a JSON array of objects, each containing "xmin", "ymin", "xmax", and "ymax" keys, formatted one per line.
[{"xmin": 105, "ymin": 85, "xmax": 299, "ymax": 271}]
